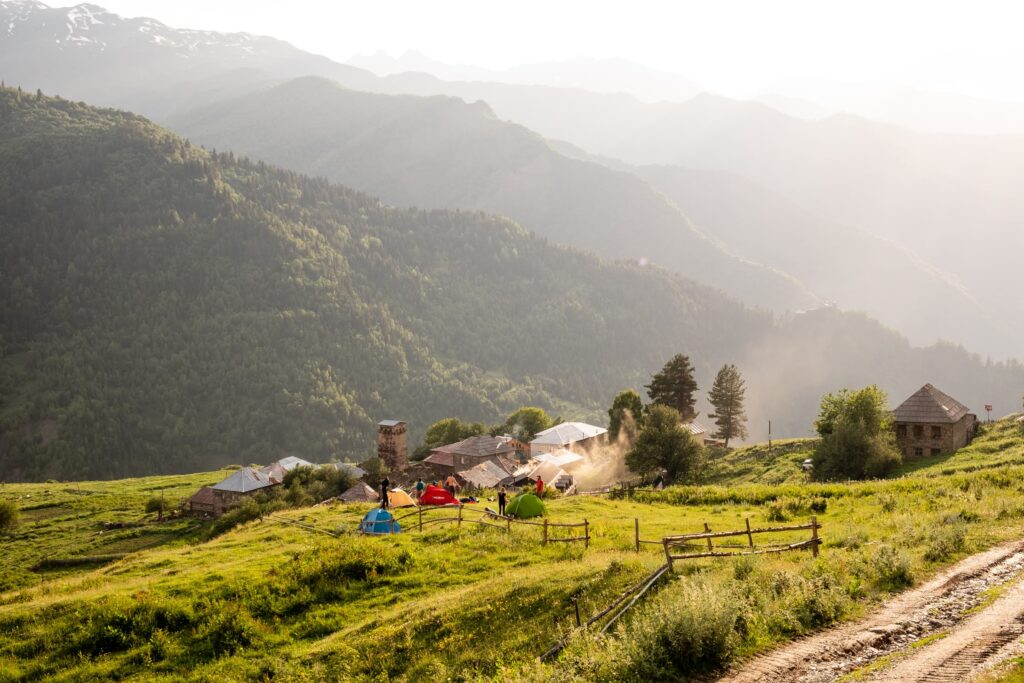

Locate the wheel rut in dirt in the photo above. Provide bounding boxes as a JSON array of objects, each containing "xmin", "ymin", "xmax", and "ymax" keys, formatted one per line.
[{"xmin": 716, "ymin": 540, "xmax": 1024, "ymax": 683}]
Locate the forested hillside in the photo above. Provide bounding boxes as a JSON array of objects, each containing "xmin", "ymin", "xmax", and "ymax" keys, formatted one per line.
[
  {"xmin": 2, "ymin": 90, "xmax": 1022, "ymax": 482},
  {"xmin": 0, "ymin": 88, "xmax": 762, "ymax": 480},
  {"xmin": 168, "ymin": 77, "xmax": 814, "ymax": 312}
]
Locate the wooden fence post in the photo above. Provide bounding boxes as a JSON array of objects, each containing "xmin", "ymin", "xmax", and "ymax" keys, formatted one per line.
[
  {"xmin": 584, "ymin": 519, "xmax": 589, "ymax": 549},
  {"xmin": 543, "ymin": 518, "xmax": 549, "ymax": 545},
  {"xmin": 635, "ymin": 517, "xmax": 640, "ymax": 552},
  {"xmin": 663, "ymin": 538, "xmax": 674, "ymax": 572},
  {"xmin": 458, "ymin": 504, "xmax": 463, "ymax": 532},
  {"xmin": 574, "ymin": 599, "xmax": 581, "ymax": 627},
  {"xmin": 418, "ymin": 507, "xmax": 423, "ymax": 532},
  {"xmin": 745, "ymin": 518, "xmax": 754, "ymax": 549},
  {"xmin": 811, "ymin": 516, "xmax": 819, "ymax": 557},
  {"xmin": 704, "ymin": 522, "xmax": 713, "ymax": 552},
  {"xmin": 506, "ymin": 517, "xmax": 511, "ymax": 534}
]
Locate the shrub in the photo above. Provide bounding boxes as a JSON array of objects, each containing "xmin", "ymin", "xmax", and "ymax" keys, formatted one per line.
[
  {"xmin": 870, "ymin": 545, "xmax": 914, "ymax": 591},
  {"xmin": 613, "ymin": 578, "xmax": 741, "ymax": 679},
  {"xmin": 291, "ymin": 542, "xmax": 415, "ymax": 588},
  {"xmin": 144, "ymin": 496, "xmax": 164, "ymax": 515},
  {"xmin": 0, "ymin": 499, "xmax": 19, "ymax": 533},
  {"xmin": 924, "ymin": 523, "xmax": 967, "ymax": 562},
  {"xmin": 765, "ymin": 501, "xmax": 787, "ymax": 522},
  {"xmin": 193, "ymin": 601, "xmax": 260, "ymax": 658}
]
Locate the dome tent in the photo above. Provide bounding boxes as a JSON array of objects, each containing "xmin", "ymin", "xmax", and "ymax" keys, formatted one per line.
[
  {"xmin": 505, "ymin": 493, "xmax": 546, "ymax": 519},
  {"xmin": 419, "ymin": 485, "xmax": 459, "ymax": 506},
  {"xmin": 387, "ymin": 488, "xmax": 418, "ymax": 508},
  {"xmin": 360, "ymin": 508, "xmax": 401, "ymax": 534}
]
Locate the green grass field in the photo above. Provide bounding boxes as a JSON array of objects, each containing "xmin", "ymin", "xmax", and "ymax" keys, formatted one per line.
[{"xmin": 2, "ymin": 419, "xmax": 1023, "ymax": 681}]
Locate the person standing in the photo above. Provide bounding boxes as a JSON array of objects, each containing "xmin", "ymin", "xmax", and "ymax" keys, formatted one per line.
[
  {"xmin": 415, "ymin": 477, "xmax": 426, "ymax": 500},
  {"xmin": 498, "ymin": 485, "xmax": 508, "ymax": 517},
  {"xmin": 536, "ymin": 475, "xmax": 544, "ymax": 496},
  {"xmin": 445, "ymin": 474, "xmax": 459, "ymax": 498},
  {"xmin": 380, "ymin": 476, "xmax": 390, "ymax": 509}
]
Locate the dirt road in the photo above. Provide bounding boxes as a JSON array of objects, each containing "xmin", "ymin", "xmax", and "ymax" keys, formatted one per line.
[{"xmin": 718, "ymin": 540, "xmax": 1024, "ymax": 683}]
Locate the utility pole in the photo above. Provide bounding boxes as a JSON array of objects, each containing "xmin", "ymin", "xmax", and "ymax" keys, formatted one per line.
[{"xmin": 768, "ymin": 419, "xmax": 772, "ymax": 458}]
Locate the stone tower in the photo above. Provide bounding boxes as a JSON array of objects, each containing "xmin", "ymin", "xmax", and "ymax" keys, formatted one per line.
[{"xmin": 376, "ymin": 420, "xmax": 409, "ymax": 471}]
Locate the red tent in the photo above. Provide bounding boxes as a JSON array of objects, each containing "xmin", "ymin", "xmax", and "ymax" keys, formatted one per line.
[{"xmin": 419, "ymin": 485, "xmax": 459, "ymax": 506}]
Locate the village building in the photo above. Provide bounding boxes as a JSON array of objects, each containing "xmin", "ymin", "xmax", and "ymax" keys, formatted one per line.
[
  {"xmin": 497, "ymin": 434, "xmax": 531, "ymax": 460},
  {"xmin": 377, "ymin": 420, "xmax": 409, "ymax": 471},
  {"xmin": 259, "ymin": 455, "xmax": 313, "ymax": 482},
  {"xmin": 423, "ymin": 435, "xmax": 518, "ymax": 477},
  {"xmin": 893, "ymin": 384, "xmax": 977, "ymax": 458},
  {"xmin": 209, "ymin": 466, "xmax": 278, "ymax": 516},
  {"xmin": 532, "ymin": 448, "xmax": 585, "ymax": 471},
  {"xmin": 682, "ymin": 421, "xmax": 709, "ymax": 446},
  {"xmin": 339, "ymin": 482, "xmax": 380, "ymax": 503},
  {"xmin": 529, "ymin": 422, "xmax": 608, "ymax": 456},
  {"xmin": 456, "ymin": 460, "xmax": 510, "ymax": 490},
  {"xmin": 187, "ymin": 486, "xmax": 217, "ymax": 517}
]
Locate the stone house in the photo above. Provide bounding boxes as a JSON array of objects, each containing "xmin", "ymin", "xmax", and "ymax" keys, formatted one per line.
[
  {"xmin": 893, "ymin": 384, "xmax": 977, "ymax": 458},
  {"xmin": 423, "ymin": 435, "xmax": 518, "ymax": 477}
]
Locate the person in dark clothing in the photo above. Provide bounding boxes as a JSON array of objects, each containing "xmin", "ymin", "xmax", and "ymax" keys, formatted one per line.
[
  {"xmin": 653, "ymin": 473, "xmax": 665, "ymax": 489},
  {"xmin": 380, "ymin": 476, "xmax": 390, "ymax": 509},
  {"xmin": 498, "ymin": 485, "xmax": 508, "ymax": 517}
]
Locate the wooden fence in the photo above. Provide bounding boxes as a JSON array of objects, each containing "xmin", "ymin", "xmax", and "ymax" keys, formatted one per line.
[
  {"xmin": 385, "ymin": 504, "xmax": 591, "ymax": 547},
  {"xmin": 662, "ymin": 517, "xmax": 821, "ymax": 571}
]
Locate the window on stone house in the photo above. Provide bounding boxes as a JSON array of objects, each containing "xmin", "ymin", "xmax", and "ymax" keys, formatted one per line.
[
  {"xmin": 931, "ymin": 426, "xmax": 942, "ymax": 439},
  {"xmin": 914, "ymin": 447, "xmax": 924, "ymax": 456},
  {"xmin": 913, "ymin": 425, "xmax": 924, "ymax": 438},
  {"xmin": 931, "ymin": 448, "xmax": 941, "ymax": 456},
  {"xmin": 897, "ymin": 424, "xmax": 907, "ymax": 438}
]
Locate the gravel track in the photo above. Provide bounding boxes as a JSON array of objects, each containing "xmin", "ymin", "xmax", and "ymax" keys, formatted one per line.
[{"xmin": 716, "ymin": 540, "xmax": 1024, "ymax": 683}]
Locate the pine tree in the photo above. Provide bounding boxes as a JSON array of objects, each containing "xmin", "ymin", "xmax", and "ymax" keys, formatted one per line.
[
  {"xmin": 707, "ymin": 364, "xmax": 748, "ymax": 447},
  {"xmin": 645, "ymin": 354, "xmax": 698, "ymax": 422}
]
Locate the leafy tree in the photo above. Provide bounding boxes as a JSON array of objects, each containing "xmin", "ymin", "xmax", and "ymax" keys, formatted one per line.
[
  {"xmin": 360, "ymin": 457, "xmax": 389, "ymax": 487},
  {"xmin": 811, "ymin": 385, "xmax": 901, "ymax": 480},
  {"xmin": 0, "ymin": 500, "xmax": 19, "ymax": 533},
  {"xmin": 496, "ymin": 407, "xmax": 554, "ymax": 441},
  {"xmin": 646, "ymin": 354, "xmax": 699, "ymax": 422},
  {"xmin": 626, "ymin": 404, "xmax": 704, "ymax": 484},
  {"xmin": 415, "ymin": 418, "xmax": 488, "ymax": 459},
  {"xmin": 608, "ymin": 389, "xmax": 644, "ymax": 444},
  {"xmin": 707, "ymin": 364, "xmax": 748, "ymax": 448}
]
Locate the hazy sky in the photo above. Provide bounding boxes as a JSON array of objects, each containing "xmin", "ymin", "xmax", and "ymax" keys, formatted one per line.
[{"xmin": 98, "ymin": 0, "xmax": 1024, "ymax": 101}]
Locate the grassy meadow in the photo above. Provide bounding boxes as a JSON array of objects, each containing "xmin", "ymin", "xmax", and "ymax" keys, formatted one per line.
[{"xmin": 1, "ymin": 419, "xmax": 1023, "ymax": 681}]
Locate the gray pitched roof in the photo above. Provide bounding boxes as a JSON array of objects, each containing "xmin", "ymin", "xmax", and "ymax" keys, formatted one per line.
[
  {"xmin": 339, "ymin": 482, "xmax": 379, "ymax": 503},
  {"xmin": 432, "ymin": 435, "xmax": 516, "ymax": 458},
  {"xmin": 378, "ymin": 419, "xmax": 405, "ymax": 427},
  {"xmin": 894, "ymin": 384, "xmax": 971, "ymax": 424},
  {"xmin": 211, "ymin": 467, "xmax": 276, "ymax": 493},
  {"xmin": 531, "ymin": 422, "xmax": 607, "ymax": 447},
  {"xmin": 456, "ymin": 460, "xmax": 509, "ymax": 488}
]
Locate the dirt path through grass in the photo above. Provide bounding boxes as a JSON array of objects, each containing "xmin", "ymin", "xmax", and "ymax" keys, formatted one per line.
[{"xmin": 717, "ymin": 540, "xmax": 1024, "ymax": 683}]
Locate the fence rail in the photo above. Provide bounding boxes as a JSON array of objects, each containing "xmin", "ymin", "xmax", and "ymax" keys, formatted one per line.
[
  {"xmin": 378, "ymin": 504, "xmax": 590, "ymax": 547},
  {"xmin": 662, "ymin": 517, "xmax": 821, "ymax": 570}
]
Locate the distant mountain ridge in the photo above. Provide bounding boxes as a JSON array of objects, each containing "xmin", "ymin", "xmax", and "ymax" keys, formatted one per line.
[{"xmin": 2, "ymin": 90, "xmax": 1023, "ymax": 483}]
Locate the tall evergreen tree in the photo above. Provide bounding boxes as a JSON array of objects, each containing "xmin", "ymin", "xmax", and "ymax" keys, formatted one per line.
[
  {"xmin": 707, "ymin": 364, "xmax": 748, "ymax": 448},
  {"xmin": 645, "ymin": 354, "xmax": 699, "ymax": 422},
  {"xmin": 607, "ymin": 389, "xmax": 644, "ymax": 444}
]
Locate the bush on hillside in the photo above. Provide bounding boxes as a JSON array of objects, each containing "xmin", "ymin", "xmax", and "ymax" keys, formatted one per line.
[
  {"xmin": 812, "ymin": 386, "xmax": 901, "ymax": 481},
  {"xmin": 0, "ymin": 499, "xmax": 20, "ymax": 533},
  {"xmin": 870, "ymin": 545, "xmax": 914, "ymax": 591}
]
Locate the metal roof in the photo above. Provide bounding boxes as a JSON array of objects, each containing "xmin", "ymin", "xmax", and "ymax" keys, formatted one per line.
[
  {"xmin": 211, "ymin": 467, "xmax": 276, "ymax": 493},
  {"xmin": 378, "ymin": 419, "xmax": 405, "ymax": 427},
  {"xmin": 533, "ymin": 449, "xmax": 585, "ymax": 467},
  {"xmin": 432, "ymin": 435, "xmax": 516, "ymax": 458},
  {"xmin": 893, "ymin": 384, "xmax": 972, "ymax": 424},
  {"xmin": 683, "ymin": 421, "xmax": 708, "ymax": 436},
  {"xmin": 456, "ymin": 460, "xmax": 508, "ymax": 488},
  {"xmin": 530, "ymin": 422, "xmax": 608, "ymax": 447}
]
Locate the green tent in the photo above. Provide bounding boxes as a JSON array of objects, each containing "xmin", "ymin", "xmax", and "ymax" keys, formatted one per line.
[{"xmin": 506, "ymin": 493, "xmax": 546, "ymax": 519}]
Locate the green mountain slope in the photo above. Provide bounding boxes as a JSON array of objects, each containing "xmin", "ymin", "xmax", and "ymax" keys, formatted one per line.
[
  {"xmin": 167, "ymin": 77, "xmax": 815, "ymax": 313},
  {"xmin": 2, "ymin": 90, "xmax": 1022, "ymax": 482},
  {"xmin": 0, "ymin": 89, "xmax": 764, "ymax": 480}
]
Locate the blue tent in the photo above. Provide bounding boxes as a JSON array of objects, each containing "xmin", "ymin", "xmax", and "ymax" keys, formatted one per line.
[{"xmin": 360, "ymin": 507, "xmax": 401, "ymax": 535}]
